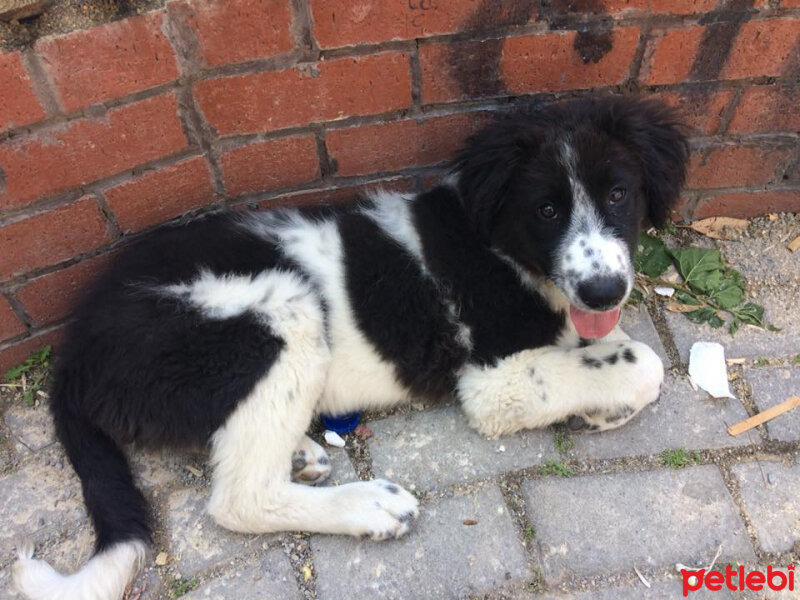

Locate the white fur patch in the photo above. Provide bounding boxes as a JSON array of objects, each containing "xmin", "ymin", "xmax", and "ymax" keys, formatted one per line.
[
  {"xmin": 204, "ymin": 278, "xmax": 419, "ymax": 539},
  {"xmin": 457, "ymin": 340, "xmax": 663, "ymax": 437},
  {"xmin": 361, "ymin": 189, "xmax": 425, "ymax": 263},
  {"xmin": 554, "ymin": 141, "xmax": 632, "ymax": 309},
  {"xmin": 244, "ymin": 211, "xmax": 412, "ymax": 415},
  {"xmin": 13, "ymin": 540, "xmax": 145, "ymax": 600}
]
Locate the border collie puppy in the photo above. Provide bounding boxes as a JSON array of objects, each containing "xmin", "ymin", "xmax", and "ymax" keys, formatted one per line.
[{"xmin": 14, "ymin": 96, "xmax": 687, "ymax": 600}]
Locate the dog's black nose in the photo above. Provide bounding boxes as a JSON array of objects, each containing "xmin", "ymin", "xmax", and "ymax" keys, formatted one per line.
[{"xmin": 577, "ymin": 276, "xmax": 626, "ymax": 310}]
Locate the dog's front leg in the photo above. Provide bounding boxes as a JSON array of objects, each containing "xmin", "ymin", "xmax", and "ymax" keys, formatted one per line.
[{"xmin": 456, "ymin": 340, "xmax": 663, "ymax": 438}]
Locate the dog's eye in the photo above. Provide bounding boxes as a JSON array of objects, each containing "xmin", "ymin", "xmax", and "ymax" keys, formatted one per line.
[
  {"xmin": 539, "ymin": 203, "xmax": 557, "ymax": 219},
  {"xmin": 608, "ymin": 187, "xmax": 626, "ymax": 205}
]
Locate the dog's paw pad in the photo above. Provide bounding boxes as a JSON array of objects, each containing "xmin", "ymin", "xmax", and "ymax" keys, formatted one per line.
[{"xmin": 291, "ymin": 438, "xmax": 332, "ymax": 485}]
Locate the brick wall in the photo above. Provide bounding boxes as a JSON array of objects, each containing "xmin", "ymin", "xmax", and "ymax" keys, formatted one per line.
[{"xmin": 0, "ymin": 0, "xmax": 798, "ymax": 370}]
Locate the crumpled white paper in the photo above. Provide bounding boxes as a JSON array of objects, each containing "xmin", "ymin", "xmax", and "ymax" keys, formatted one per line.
[
  {"xmin": 323, "ymin": 430, "xmax": 346, "ymax": 447},
  {"xmin": 689, "ymin": 341, "xmax": 736, "ymax": 399}
]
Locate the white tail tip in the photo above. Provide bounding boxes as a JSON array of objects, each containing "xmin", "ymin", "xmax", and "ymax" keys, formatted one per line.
[{"xmin": 13, "ymin": 540, "xmax": 146, "ymax": 600}]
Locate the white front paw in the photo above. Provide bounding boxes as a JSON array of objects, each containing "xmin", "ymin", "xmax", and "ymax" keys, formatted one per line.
[{"xmin": 338, "ymin": 479, "xmax": 420, "ymax": 541}]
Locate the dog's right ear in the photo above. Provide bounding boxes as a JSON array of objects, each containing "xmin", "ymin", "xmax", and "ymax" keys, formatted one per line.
[{"xmin": 452, "ymin": 117, "xmax": 538, "ymax": 241}]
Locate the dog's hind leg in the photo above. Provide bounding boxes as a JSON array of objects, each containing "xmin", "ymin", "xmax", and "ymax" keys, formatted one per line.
[
  {"xmin": 207, "ymin": 277, "xmax": 418, "ymax": 540},
  {"xmin": 457, "ymin": 340, "xmax": 663, "ymax": 437}
]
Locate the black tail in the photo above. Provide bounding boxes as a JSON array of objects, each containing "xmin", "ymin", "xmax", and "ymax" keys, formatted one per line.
[{"xmin": 51, "ymin": 397, "xmax": 151, "ymax": 552}]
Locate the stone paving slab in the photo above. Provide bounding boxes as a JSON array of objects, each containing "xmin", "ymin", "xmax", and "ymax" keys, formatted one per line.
[
  {"xmin": 539, "ymin": 577, "xmax": 733, "ymax": 599},
  {"xmin": 312, "ymin": 486, "xmax": 530, "ymax": 599},
  {"xmin": 571, "ymin": 374, "xmax": 752, "ymax": 460},
  {"xmin": 717, "ymin": 224, "xmax": 800, "ymax": 288},
  {"xmin": 3, "ymin": 402, "xmax": 54, "ymax": 454},
  {"xmin": 130, "ymin": 448, "xmax": 192, "ymax": 492},
  {"xmin": 744, "ymin": 366, "xmax": 800, "ymax": 443},
  {"xmin": 0, "ymin": 448, "xmax": 87, "ymax": 565},
  {"xmin": 731, "ymin": 460, "xmax": 800, "ymax": 554},
  {"xmin": 665, "ymin": 287, "xmax": 799, "ymax": 363},
  {"xmin": 368, "ymin": 404, "xmax": 555, "ymax": 490},
  {"xmin": 522, "ymin": 466, "xmax": 755, "ymax": 585},
  {"xmin": 165, "ymin": 487, "xmax": 272, "ymax": 577},
  {"xmin": 619, "ymin": 305, "xmax": 670, "ymax": 367},
  {"xmin": 324, "ymin": 446, "xmax": 360, "ymax": 485},
  {"xmin": 183, "ymin": 549, "xmax": 302, "ymax": 600}
]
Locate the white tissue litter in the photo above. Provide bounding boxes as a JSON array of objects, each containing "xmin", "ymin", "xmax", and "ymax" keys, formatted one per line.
[
  {"xmin": 688, "ymin": 342, "xmax": 735, "ymax": 399},
  {"xmin": 324, "ymin": 430, "xmax": 346, "ymax": 447},
  {"xmin": 653, "ymin": 286, "xmax": 675, "ymax": 297}
]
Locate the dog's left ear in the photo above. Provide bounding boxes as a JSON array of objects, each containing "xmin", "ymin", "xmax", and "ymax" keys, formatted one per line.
[{"xmin": 600, "ymin": 98, "xmax": 689, "ymax": 228}]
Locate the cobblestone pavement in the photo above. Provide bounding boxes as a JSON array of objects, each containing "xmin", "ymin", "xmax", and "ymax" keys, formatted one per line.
[{"xmin": 0, "ymin": 216, "xmax": 798, "ymax": 599}]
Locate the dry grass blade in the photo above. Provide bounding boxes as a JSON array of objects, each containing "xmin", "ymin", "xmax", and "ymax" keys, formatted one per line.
[{"xmin": 665, "ymin": 302, "xmax": 701, "ymax": 313}]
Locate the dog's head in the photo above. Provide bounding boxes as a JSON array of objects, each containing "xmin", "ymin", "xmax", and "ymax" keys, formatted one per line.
[{"xmin": 453, "ymin": 96, "xmax": 688, "ymax": 338}]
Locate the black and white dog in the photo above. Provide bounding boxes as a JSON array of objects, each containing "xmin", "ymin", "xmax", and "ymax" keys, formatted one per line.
[{"xmin": 14, "ymin": 96, "xmax": 687, "ymax": 600}]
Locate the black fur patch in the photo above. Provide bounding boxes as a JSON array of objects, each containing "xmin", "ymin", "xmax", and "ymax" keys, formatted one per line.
[
  {"xmin": 412, "ymin": 187, "xmax": 565, "ymax": 364},
  {"xmin": 604, "ymin": 353, "xmax": 618, "ymax": 365},
  {"xmin": 52, "ymin": 213, "xmax": 288, "ymax": 550},
  {"xmin": 623, "ymin": 348, "xmax": 637, "ymax": 363},
  {"xmin": 340, "ymin": 211, "xmax": 469, "ymax": 396},
  {"xmin": 582, "ymin": 356, "xmax": 603, "ymax": 369}
]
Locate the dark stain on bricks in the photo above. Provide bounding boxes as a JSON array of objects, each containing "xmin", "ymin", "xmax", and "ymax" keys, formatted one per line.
[
  {"xmin": 446, "ymin": 0, "xmax": 537, "ymax": 98},
  {"xmin": 689, "ymin": 0, "xmax": 756, "ymax": 81},
  {"xmin": 574, "ymin": 29, "xmax": 614, "ymax": 64}
]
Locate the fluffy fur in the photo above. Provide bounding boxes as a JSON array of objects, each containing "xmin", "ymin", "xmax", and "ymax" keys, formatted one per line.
[{"xmin": 14, "ymin": 96, "xmax": 687, "ymax": 600}]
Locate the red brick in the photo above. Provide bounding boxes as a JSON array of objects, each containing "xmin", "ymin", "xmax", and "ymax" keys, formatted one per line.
[
  {"xmin": 651, "ymin": 89, "xmax": 736, "ymax": 135},
  {"xmin": 169, "ymin": 0, "xmax": 293, "ymax": 66},
  {"xmin": 194, "ymin": 52, "xmax": 411, "ymax": 136},
  {"xmin": 220, "ymin": 136, "xmax": 320, "ymax": 197},
  {"xmin": 0, "ymin": 52, "xmax": 46, "ymax": 132},
  {"xmin": 644, "ymin": 19, "xmax": 800, "ymax": 85},
  {"xmin": 0, "ymin": 327, "xmax": 63, "ymax": 375},
  {"xmin": 781, "ymin": 0, "xmax": 800, "ymax": 7},
  {"xmin": 327, "ymin": 114, "xmax": 484, "ymax": 177},
  {"xmin": 105, "ymin": 156, "xmax": 216, "ymax": 232},
  {"xmin": 36, "ymin": 12, "xmax": 179, "ymax": 113},
  {"xmin": 723, "ymin": 19, "xmax": 799, "ymax": 80},
  {"xmin": 728, "ymin": 86, "xmax": 800, "ymax": 134},
  {"xmin": 310, "ymin": 0, "xmax": 537, "ymax": 49},
  {"xmin": 504, "ymin": 27, "xmax": 640, "ymax": 95},
  {"xmin": 15, "ymin": 254, "xmax": 111, "ymax": 326},
  {"xmin": 0, "ymin": 197, "xmax": 111, "ymax": 280},
  {"xmin": 0, "ymin": 93, "xmax": 187, "ymax": 211},
  {"xmin": 641, "ymin": 26, "xmax": 703, "ymax": 85},
  {"xmin": 421, "ymin": 28, "xmax": 639, "ymax": 103},
  {"xmin": 687, "ymin": 145, "xmax": 793, "ymax": 189},
  {"xmin": 693, "ymin": 189, "xmax": 800, "ymax": 219},
  {"xmin": 255, "ymin": 178, "xmax": 416, "ymax": 210},
  {"xmin": 0, "ymin": 296, "xmax": 26, "ymax": 343}
]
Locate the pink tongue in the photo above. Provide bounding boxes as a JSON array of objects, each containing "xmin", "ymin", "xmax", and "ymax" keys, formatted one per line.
[{"xmin": 569, "ymin": 305, "xmax": 621, "ymax": 339}]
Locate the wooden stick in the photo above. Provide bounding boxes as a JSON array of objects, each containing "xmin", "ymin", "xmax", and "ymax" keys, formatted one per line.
[{"xmin": 728, "ymin": 396, "xmax": 800, "ymax": 436}]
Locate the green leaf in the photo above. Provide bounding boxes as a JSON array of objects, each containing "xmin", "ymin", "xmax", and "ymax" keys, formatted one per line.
[
  {"xmin": 674, "ymin": 290, "xmax": 701, "ymax": 306},
  {"xmin": 708, "ymin": 315, "xmax": 725, "ymax": 329},
  {"xmin": 729, "ymin": 318, "xmax": 741, "ymax": 335},
  {"xmin": 685, "ymin": 307, "xmax": 716, "ymax": 324},
  {"xmin": 669, "ymin": 248, "xmax": 726, "ymax": 292},
  {"xmin": 733, "ymin": 302, "xmax": 765, "ymax": 326},
  {"xmin": 711, "ymin": 279, "xmax": 746, "ymax": 310},
  {"xmin": 634, "ymin": 233, "xmax": 673, "ymax": 278}
]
